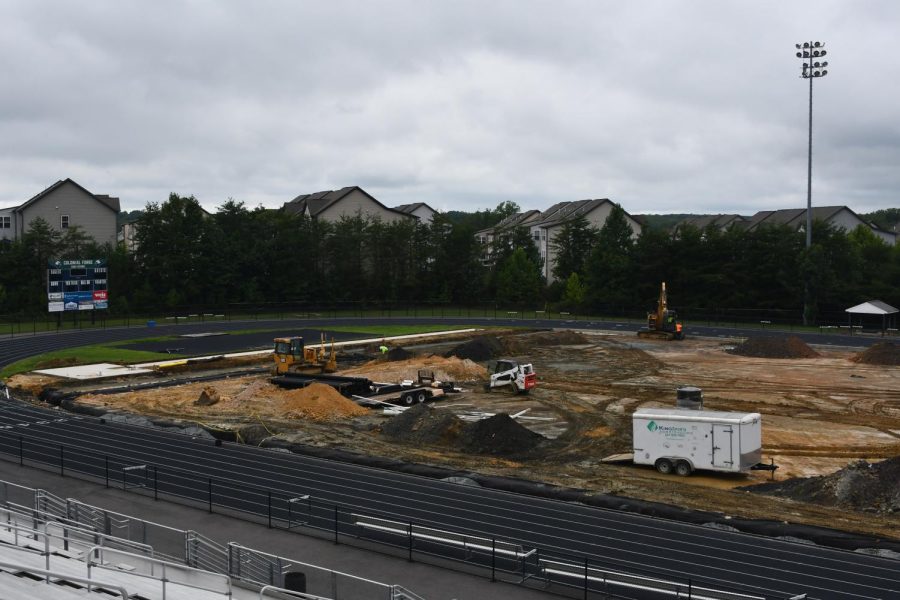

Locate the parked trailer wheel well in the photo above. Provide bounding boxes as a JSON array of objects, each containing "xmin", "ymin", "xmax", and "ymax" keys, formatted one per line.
[
  {"xmin": 675, "ymin": 460, "xmax": 693, "ymax": 476},
  {"xmin": 655, "ymin": 458, "xmax": 673, "ymax": 475}
]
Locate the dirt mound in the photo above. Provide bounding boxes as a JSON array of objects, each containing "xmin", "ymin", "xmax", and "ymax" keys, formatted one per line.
[
  {"xmin": 445, "ymin": 336, "xmax": 506, "ymax": 361},
  {"xmin": 6, "ymin": 373, "xmax": 62, "ymax": 396},
  {"xmin": 281, "ymin": 383, "xmax": 368, "ymax": 421},
  {"xmin": 340, "ymin": 355, "xmax": 487, "ymax": 383},
  {"xmin": 382, "ymin": 405, "xmax": 546, "ymax": 456},
  {"xmin": 853, "ymin": 342, "xmax": 900, "ymax": 365},
  {"xmin": 194, "ymin": 386, "xmax": 220, "ymax": 406},
  {"xmin": 503, "ymin": 330, "xmax": 591, "ymax": 353},
  {"xmin": 381, "ymin": 404, "xmax": 464, "ymax": 445},
  {"xmin": 744, "ymin": 456, "xmax": 900, "ymax": 514},
  {"xmin": 458, "ymin": 413, "xmax": 545, "ymax": 456},
  {"xmin": 728, "ymin": 336, "xmax": 819, "ymax": 359},
  {"xmin": 387, "ymin": 347, "xmax": 414, "ymax": 361}
]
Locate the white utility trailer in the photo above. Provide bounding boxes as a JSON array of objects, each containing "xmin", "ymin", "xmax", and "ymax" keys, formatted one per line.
[{"xmin": 632, "ymin": 407, "xmax": 762, "ymax": 476}]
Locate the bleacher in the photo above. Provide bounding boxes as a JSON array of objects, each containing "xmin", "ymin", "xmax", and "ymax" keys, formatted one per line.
[{"xmin": 0, "ymin": 480, "xmax": 424, "ymax": 600}]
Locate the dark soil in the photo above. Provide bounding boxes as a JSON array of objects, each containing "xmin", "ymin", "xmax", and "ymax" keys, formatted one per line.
[
  {"xmin": 503, "ymin": 330, "xmax": 590, "ymax": 353},
  {"xmin": 445, "ymin": 330, "xmax": 591, "ymax": 361},
  {"xmin": 381, "ymin": 404, "xmax": 464, "ymax": 446},
  {"xmin": 387, "ymin": 347, "xmax": 414, "ymax": 361},
  {"xmin": 852, "ymin": 341, "xmax": 900, "ymax": 365},
  {"xmin": 727, "ymin": 336, "xmax": 819, "ymax": 359},
  {"xmin": 458, "ymin": 413, "xmax": 545, "ymax": 456},
  {"xmin": 445, "ymin": 336, "xmax": 506, "ymax": 361},
  {"xmin": 743, "ymin": 456, "xmax": 900, "ymax": 514},
  {"xmin": 381, "ymin": 404, "xmax": 545, "ymax": 456}
]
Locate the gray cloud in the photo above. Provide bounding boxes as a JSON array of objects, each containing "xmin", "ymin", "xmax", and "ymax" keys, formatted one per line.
[{"xmin": 1, "ymin": 1, "xmax": 898, "ymax": 215}]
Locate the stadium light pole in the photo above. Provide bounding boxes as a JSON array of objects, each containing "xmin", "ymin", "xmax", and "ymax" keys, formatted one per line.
[{"xmin": 795, "ymin": 41, "xmax": 829, "ymax": 249}]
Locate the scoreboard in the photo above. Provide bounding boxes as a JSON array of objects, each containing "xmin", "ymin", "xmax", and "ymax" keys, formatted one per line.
[{"xmin": 47, "ymin": 259, "xmax": 109, "ymax": 312}]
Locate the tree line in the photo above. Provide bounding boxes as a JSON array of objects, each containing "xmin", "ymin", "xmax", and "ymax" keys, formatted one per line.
[{"xmin": 1, "ymin": 193, "xmax": 898, "ymax": 324}]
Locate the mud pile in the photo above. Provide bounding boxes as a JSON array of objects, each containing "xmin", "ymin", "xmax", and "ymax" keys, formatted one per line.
[
  {"xmin": 281, "ymin": 383, "xmax": 368, "ymax": 421},
  {"xmin": 381, "ymin": 403, "xmax": 464, "ymax": 445},
  {"xmin": 445, "ymin": 336, "xmax": 506, "ymax": 361},
  {"xmin": 382, "ymin": 405, "xmax": 545, "ymax": 456},
  {"xmin": 852, "ymin": 342, "xmax": 900, "ymax": 366},
  {"xmin": 458, "ymin": 413, "xmax": 545, "ymax": 455},
  {"xmin": 387, "ymin": 347, "xmax": 414, "ymax": 361},
  {"xmin": 727, "ymin": 336, "xmax": 819, "ymax": 359},
  {"xmin": 744, "ymin": 456, "xmax": 900, "ymax": 514}
]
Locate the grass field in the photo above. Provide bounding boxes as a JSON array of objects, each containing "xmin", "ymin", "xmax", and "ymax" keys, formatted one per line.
[{"xmin": 0, "ymin": 346, "xmax": 178, "ymax": 379}]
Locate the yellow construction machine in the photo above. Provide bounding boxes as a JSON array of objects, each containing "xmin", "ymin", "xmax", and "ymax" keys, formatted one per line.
[
  {"xmin": 272, "ymin": 334, "xmax": 337, "ymax": 375},
  {"xmin": 637, "ymin": 282, "xmax": 685, "ymax": 341}
]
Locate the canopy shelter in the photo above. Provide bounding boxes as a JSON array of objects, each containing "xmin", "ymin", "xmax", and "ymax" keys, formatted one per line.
[{"xmin": 845, "ymin": 300, "xmax": 899, "ymax": 333}]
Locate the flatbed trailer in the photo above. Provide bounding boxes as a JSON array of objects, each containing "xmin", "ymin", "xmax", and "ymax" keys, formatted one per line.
[
  {"xmin": 271, "ymin": 372, "xmax": 454, "ymax": 406},
  {"xmin": 364, "ymin": 386, "xmax": 445, "ymax": 406}
]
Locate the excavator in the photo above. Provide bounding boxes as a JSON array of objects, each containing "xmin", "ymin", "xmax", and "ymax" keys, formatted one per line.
[
  {"xmin": 637, "ymin": 282, "xmax": 685, "ymax": 341},
  {"xmin": 272, "ymin": 334, "xmax": 337, "ymax": 375}
]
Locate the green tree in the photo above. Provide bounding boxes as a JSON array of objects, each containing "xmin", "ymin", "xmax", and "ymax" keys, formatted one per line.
[
  {"xmin": 133, "ymin": 193, "xmax": 212, "ymax": 308},
  {"xmin": 862, "ymin": 208, "xmax": 900, "ymax": 232},
  {"xmin": 584, "ymin": 205, "xmax": 636, "ymax": 309},
  {"xmin": 561, "ymin": 272, "xmax": 586, "ymax": 310},
  {"xmin": 428, "ymin": 214, "xmax": 487, "ymax": 304},
  {"xmin": 496, "ymin": 248, "xmax": 542, "ymax": 306},
  {"xmin": 848, "ymin": 224, "xmax": 894, "ymax": 300},
  {"xmin": 58, "ymin": 225, "xmax": 99, "ymax": 259},
  {"xmin": 551, "ymin": 216, "xmax": 596, "ymax": 281}
]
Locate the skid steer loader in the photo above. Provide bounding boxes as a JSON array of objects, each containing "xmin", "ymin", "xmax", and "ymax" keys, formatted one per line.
[{"xmin": 484, "ymin": 359, "xmax": 536, "ymax": 394}]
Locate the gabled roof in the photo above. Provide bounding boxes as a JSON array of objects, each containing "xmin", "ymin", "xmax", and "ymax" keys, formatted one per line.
[
  {"xmin": 746, "ymin": 206, "xmax": 850, "ymax": 231},
  {"xmin": 282, "ymin": 186, "xmax": 413, "ymax": 220},
  {"xmin": 678, "ymin": 214, "xmax": 748, "ymax": 230},
  {"xmin": 533, "ymin": 199, "xmax": 617, "ymax": 229},
  {"xmin": 475, "ymin": 209, "xmax": 542, "ymax": 235},
  {"xmin": 13, "ymin": 178, "xmax": 120, "ymax": 214},
  {"xmin": 845, "ymin": 300, "xmax": 899, "ymax": 315},
  {"xmin": 393, "ymin": 202, "xmax": 437, "ymax": 215}
]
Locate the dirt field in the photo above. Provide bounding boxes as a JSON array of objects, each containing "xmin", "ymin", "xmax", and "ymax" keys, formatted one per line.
[{"xmin": 10, "ymin": 330, "xmax": 900, "ymax": 540}]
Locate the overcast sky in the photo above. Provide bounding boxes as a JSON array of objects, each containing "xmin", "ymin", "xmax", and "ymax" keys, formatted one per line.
[{"xmin": 2, "ymin": 1, "xmax": 898, "ymax": 215}]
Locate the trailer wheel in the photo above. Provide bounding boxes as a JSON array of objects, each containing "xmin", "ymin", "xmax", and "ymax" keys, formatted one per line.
[
  {"xmin": 416, "ymin": 392, "xmax": 427, "ymax": 403},
  {"xmin": 402, "ymin": 393, "xmax": 416, "ymax": 406},
  {"xmin": 655, "ymin": 459, "xmax": 674, "ymax": 475},
  {"xmin": 675, "ymin": 461, "xmax": 693, "ymax": 476}
]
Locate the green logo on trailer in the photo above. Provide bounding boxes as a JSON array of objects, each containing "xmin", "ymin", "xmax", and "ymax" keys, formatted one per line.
[{"xmin": 647, "ymin": 420, "xmax": 658, "ymax": 431}]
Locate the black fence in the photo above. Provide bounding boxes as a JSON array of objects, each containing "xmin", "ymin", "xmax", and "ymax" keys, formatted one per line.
[{"xmin": 0, "ymin": 431, "xmax": 809, "ymax": 600}]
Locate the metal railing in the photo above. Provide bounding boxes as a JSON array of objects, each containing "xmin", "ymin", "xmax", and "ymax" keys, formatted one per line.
[
  {"xmin": 229, "ymin": 543, "xmax": 403, "ymax": 600},
  {"xmin": 0, "ymin": 559, "xmax": 130, "ymax": 599},
  {"xmin": 0, "ymin": 435, "xmax": 810, "ymax": 600},
  {"xmin": 0, "ymin": 511, "xmax": 157, "ymax": 566},
  {"xmin": 86, "ymin": 545, "xmax": 232, "ymax": 597},
  {"xmin": 0, "ymin": 476, "xmax": 427, "ymax": 600},
  {"xmin": 186, "ymin": 529, "xmax": 229, "ymax": 574}
]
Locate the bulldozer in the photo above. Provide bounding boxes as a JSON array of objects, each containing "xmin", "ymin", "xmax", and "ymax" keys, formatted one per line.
[
  {"xmin": 637, "ymin": 282, "xmax": 685, "ymax": 341},
  {"xmin": 272, "ymin": 334, "xmax": 337, "ymax": 375}
]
